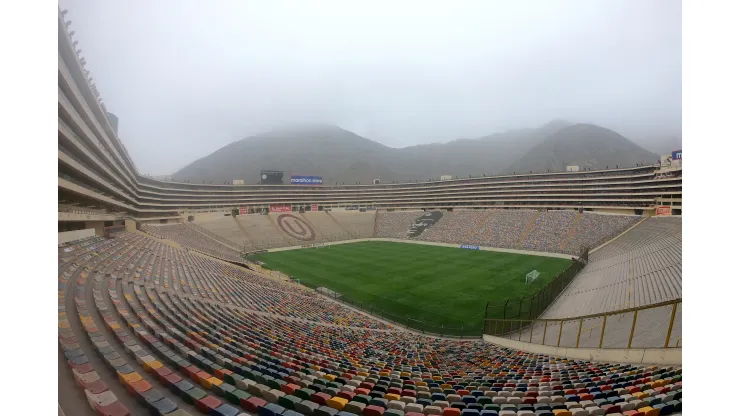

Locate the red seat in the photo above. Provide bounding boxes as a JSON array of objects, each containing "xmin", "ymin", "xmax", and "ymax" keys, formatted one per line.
[
  {"xmin": 338, "ymin": 391, "xmax": 356, "ymax": 401},
  {"xmin": 153, "ymin": 366, "xmax": 172, "ymax": 379},
  {"xmin": 363, "ymin": 405, "xmax": 385, "ymax": 416},
  {"xmin": 282, "ymin": 383, "xmax": 301, "ymax": 395},
  {"xmin": 92, "ymin": 401, "xmax": 130, "ymax": 416},
  {"xmin": 443, "ymin": 407, "xmax": 461, "ymax": 416},
  {"xmin": 129, "ymin": 379, "xmax": 152, "ymax": 395},
  {"xmin": 161, "ymin": 373, "xmax": 182, "ymax": 387},
  {"xmin": 82, "ymin": 379, "xmax": 109, "ymax": 394},
  {"xmin": 68, "ymin": 361, "xmax": 94, "ymax": 373},
  {"xmin": 311, "ymin": 392, "xmax": 331, "ymax": 405},
  {"xmin": 242, "ymin": 397, "xmax": 267, "ymax": 413},
  {"xmin": 195, "ymin": 395, "xmax": 222, "ymax": 413}
]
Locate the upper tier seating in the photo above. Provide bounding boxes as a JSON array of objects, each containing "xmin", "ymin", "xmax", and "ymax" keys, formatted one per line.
[
  {"xmin": 60, "ymin": 231, "xmax": 682, "ymax": 416},
  {"xmin": 376, "ymin": 210, "xmax": 642, "ymax": 255},
  {"xmin": 375, "ymin": 211, "xmax": 427, "ymax": 239},
  {"xmin": 414, "ymin": 210, "xmax": 491, "ymax": 244}
]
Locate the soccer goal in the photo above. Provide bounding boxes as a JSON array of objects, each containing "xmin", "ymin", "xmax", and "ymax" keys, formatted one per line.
[{"xmin": 525, "ymin": 270, "xmax": 540, "ymax": 285}]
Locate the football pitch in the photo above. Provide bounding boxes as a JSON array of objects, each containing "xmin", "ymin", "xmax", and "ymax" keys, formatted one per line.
[{"xmin": 252, "ymin": 241, "xmax": 571, "ymax": 332}]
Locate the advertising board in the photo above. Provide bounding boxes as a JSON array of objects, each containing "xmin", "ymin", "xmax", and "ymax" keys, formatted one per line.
[
  {"xmin": 311, "ymin": 204, "xmax": 318, "ymax": 212},
  {"xmin": 656, "ymin": 206, "xmax": 672, "ymax": 216},
  {"xmin": 460, "ymin": 244, "xmax": 480, "ymax": 250},
  {"xmin": 239, "ymin": 207, "xmax": 248, "ymax": 215},
  {"xmin": 269, "ymin": 205, "xmax": 292, "ymax": 213},
  {"xmin": 290, "ymin": 175, "xmax": 323, "ymax": 185},
  {"xmin": 671, "ymin": 150, "xmax": 682, "ymax": 160}
]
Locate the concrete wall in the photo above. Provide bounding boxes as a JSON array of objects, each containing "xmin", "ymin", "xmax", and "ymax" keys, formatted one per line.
[
  {"xmin": 483, "ymin": 334, "xmax": 681, "ymax": 365},
  {"xmin": 58, "ymin": 228, "xmax": 96, "ymax": 245},
  {"xmin": 84, "ymin": 221, "xmax": 105, "ymax": 236},
  {"xmin": 266, "ymin": 237, "xmax": 573, "ymax": 259}
]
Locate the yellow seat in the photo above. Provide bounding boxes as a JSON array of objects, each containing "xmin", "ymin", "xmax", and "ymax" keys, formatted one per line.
[
  {"xmin": 323, "ymin": 374, "xmax": 336, "ymax": 382},
  {"xmin": 327, "ymin": 397, "xmax": 348, "ymax": 411},
  {"xmin": 143, "ymin": 360, "xmax": 163, "ymax": 372},
  {"xmin": 385, "ymin": 393, "xmax": 401, "ymax": 401},
  {"xmin": 639, "ymin": 407, "xmax": 660, "ymax": 416},
  {"xmin": 553, "ymin": 410, "xmax": 572, "ymax": 416},
  {"xmin": 118, "ymin": 371, "xmax": 142, "ymax": 386},
  {"xmin": 202, "ymin": 377, "xmax": 223, "ymax": 390}
]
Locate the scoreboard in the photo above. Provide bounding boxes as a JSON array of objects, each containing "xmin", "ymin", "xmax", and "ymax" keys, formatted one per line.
[{"xmin": 260, "ymin": 170, "xmax": 284, "ymax": 185}]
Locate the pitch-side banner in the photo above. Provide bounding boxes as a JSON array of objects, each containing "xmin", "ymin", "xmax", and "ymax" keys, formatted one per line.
[
  {"xmin": 239, "ymin": 207, "xmax": 248, "ymax": 215},
  {"xmin": 460, "ymin": 244, "xmax": 480, "ymax": 250},
  {"xmin": 656, "ymin": 206, "xmax": 671, "ymax": 216},
  {"xmin": 290, "ymin": 175, "xmax": 323, "ymax": 185},
  {"xmin": 270, "ymin": 205, "xmax": 292, "ymax": 213}
]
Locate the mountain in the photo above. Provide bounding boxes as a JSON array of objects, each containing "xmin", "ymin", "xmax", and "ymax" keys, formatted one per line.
[
  {"xmin": 633, "ymin": 136, "xmax": 682, "ymax": 156},
  {"xmin": 503, "ymin": 124, "xmax": 658, "ymax": 174},
  {"xmin": 171, "ymin": 121, "xmax": 658, "ymax": 184}
]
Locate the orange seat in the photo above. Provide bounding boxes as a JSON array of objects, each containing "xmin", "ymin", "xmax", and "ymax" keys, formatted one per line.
[{"xmin": 442, "ymin": 408, "xmax": 461, "ymax": 416}]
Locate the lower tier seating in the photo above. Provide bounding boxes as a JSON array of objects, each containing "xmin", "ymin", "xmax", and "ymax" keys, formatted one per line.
[{"xmin": 60, "ymin": 233, "xmax": 682, "ymax": 416}]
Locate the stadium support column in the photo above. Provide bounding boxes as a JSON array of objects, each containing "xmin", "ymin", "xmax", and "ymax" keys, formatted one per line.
[
  {"xmin": 84, "ymin": 221, "xmax": 105, "ymax": 237},
  {"xmin": 125, "ymin": 219, "xmax": 137, "ymax": 232}
]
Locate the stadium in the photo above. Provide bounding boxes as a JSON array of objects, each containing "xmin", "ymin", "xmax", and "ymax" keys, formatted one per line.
[{"xmin": 58, "ymin": 7, "xmax": 682, "ymax": 416}]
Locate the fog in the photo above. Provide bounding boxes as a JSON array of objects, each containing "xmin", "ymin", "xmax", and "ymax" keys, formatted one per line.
[{"xmin": 60, "ymin": 0, "xmax": 681, "ymax": 175}]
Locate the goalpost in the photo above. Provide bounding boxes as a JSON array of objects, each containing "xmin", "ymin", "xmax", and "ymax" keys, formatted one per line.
[{"xmin": 525, "ymin": 270, "xmax": 540, "ymax": 285}]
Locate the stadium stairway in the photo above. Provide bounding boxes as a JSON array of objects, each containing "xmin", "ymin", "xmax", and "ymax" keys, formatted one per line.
[
  {"xmin": 517, "ymin": 211, "xmax": 543, "ymax": 246},
  {"xmin": 324, "ymin": 211, "xmax": 353, "ymax": 236},
  {"xmin": 186, "ymin": 222, "xmax": 243, "ymax": 251},
  {"xmin": 558, "ymin": 212, "xmax": 582, "ymax": 253}
]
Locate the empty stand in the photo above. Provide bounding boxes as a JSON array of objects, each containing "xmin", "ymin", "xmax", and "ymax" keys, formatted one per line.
[{"xmin": 61, "ymin": 232, "xmax": 683, "ymax": 416}]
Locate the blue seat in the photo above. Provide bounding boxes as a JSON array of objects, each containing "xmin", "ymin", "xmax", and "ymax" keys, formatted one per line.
[
  {"xmin": 259, "ymin": 403, "xmax": 286, "ymax": 416},
  {"xmin": 211, "ymin": 403, "xmax": 242, "ymax": 416},
  {"xmin": 147, "ymin": 397, "xmax": 178, "ymax": 415}
]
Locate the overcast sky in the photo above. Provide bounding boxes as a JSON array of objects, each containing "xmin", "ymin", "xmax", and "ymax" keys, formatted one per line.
[{"xmin": 60, "ymin": 0, "xmax": 681, "ymax": 175}]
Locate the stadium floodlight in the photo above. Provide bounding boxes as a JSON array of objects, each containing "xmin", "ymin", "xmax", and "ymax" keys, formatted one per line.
[{"xmin": 525, "ymin": 270, "xmax": 540, "ymax": 286}]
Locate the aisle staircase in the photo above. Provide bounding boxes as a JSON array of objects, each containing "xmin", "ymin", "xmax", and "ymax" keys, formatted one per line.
[
  {"xmin": 559, "ymin": 211, "xmax": 582, "ymax": 252},
  {"xmin": 518, "ymin": 211, "xmax": 542, "ymax": 246}
]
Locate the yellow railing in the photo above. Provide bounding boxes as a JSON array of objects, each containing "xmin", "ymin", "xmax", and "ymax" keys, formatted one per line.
[{"xmin": 483, "ymin": 298, "xmax": 681, "ymax": 349}]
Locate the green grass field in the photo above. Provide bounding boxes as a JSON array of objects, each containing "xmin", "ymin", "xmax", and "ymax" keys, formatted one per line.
[{"xmin": 252, "ymin": 241, "xmax": 570, "ymax": 332}]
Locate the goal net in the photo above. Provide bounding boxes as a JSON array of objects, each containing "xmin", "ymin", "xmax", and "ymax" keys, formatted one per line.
[{"xmin": 525, "ymin": 270, "xmax": 540, "ymax": 285}]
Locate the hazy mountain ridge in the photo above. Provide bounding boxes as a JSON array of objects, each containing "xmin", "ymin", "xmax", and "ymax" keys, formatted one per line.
[{"xmin": 172, "ymin": 122, "xmax": 662, "ymax": 184}]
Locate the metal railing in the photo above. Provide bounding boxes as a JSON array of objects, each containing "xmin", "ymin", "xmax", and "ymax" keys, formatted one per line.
[
  {"xmin": 483, "ymin": 298, "xmax": 681, "ymax": 349},
  {"xmin": 484, "ymin": 248, "xmax": 589, "ymax": 321}
]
